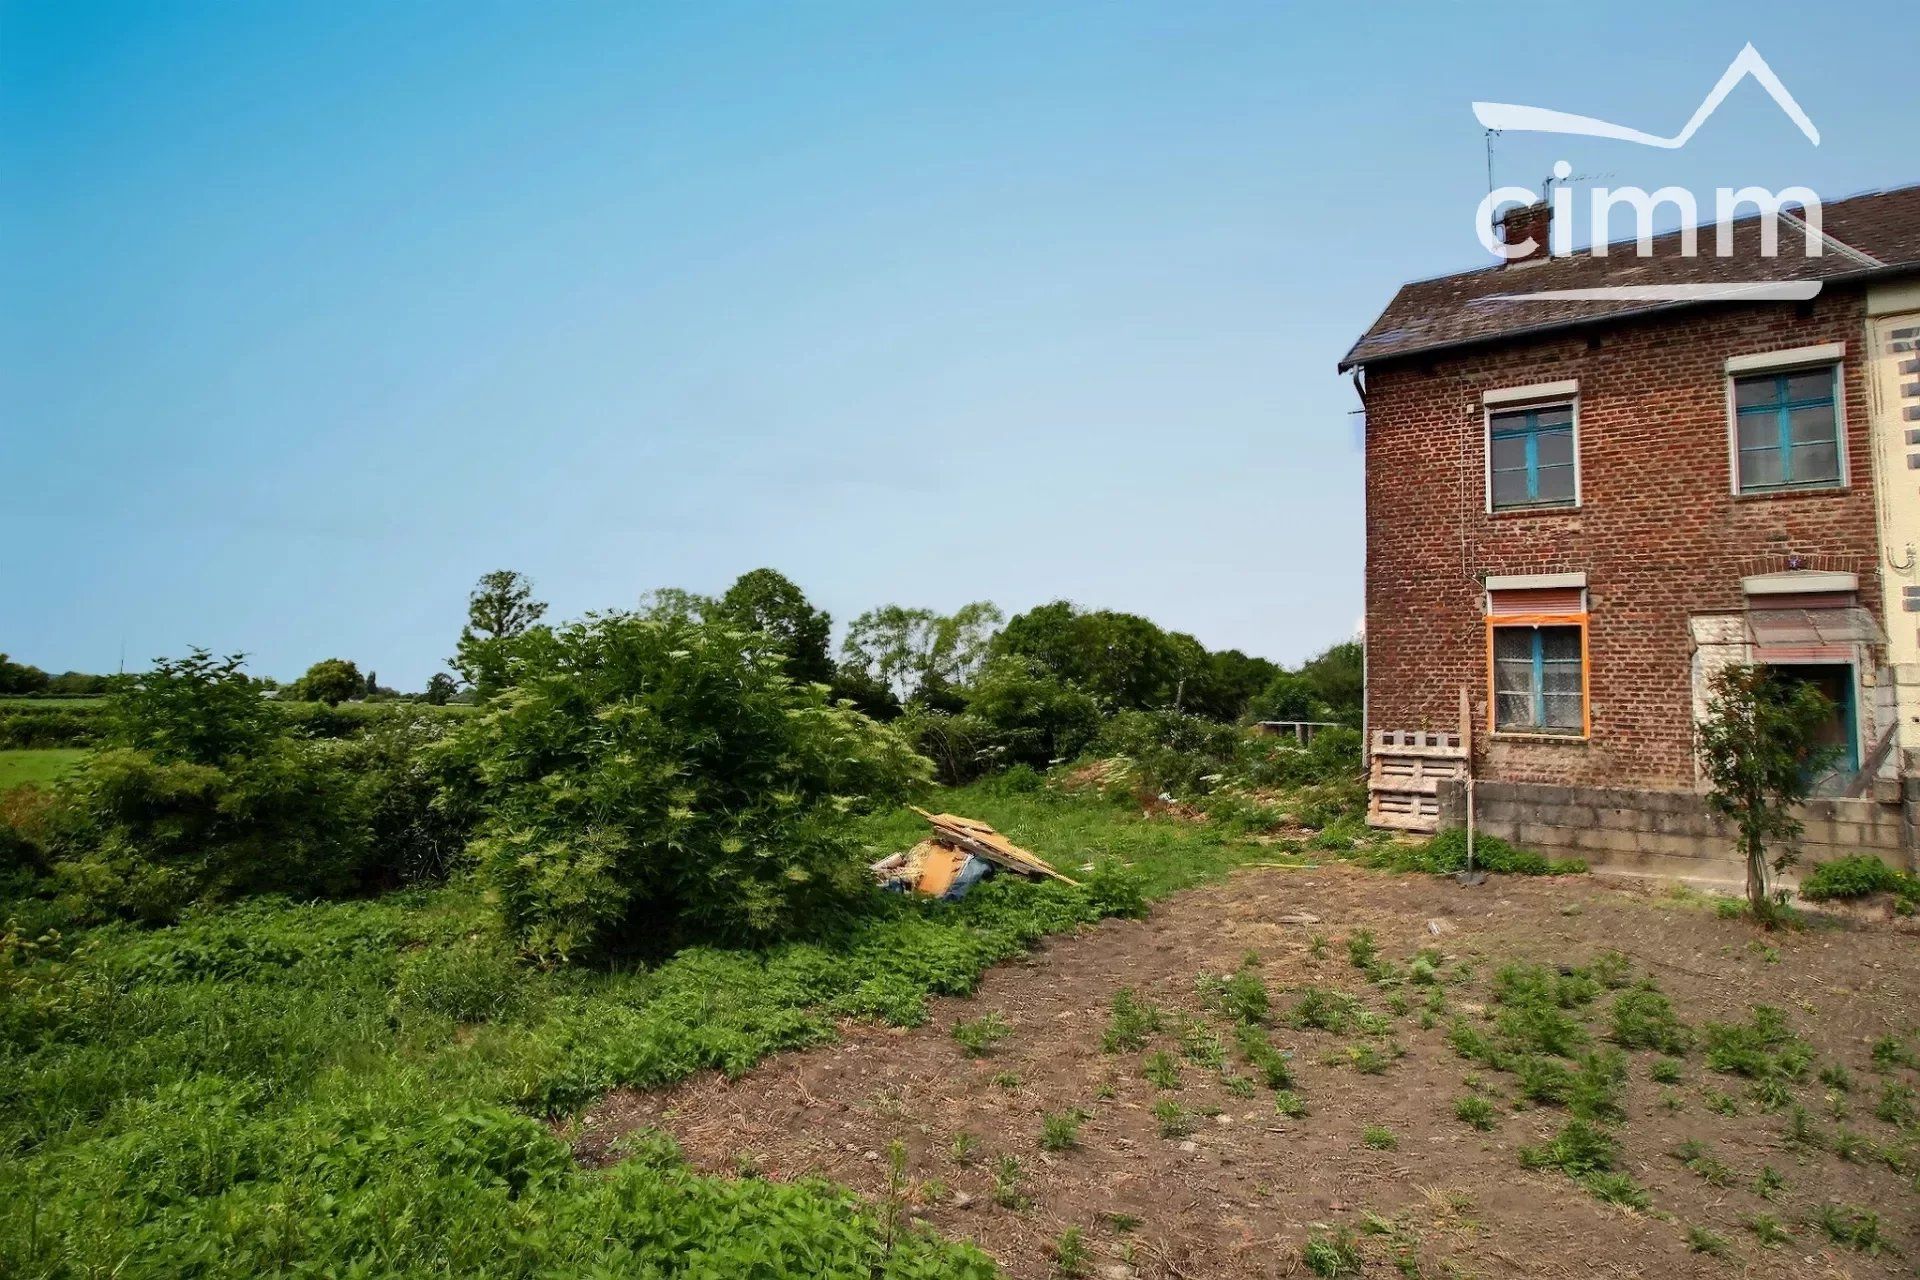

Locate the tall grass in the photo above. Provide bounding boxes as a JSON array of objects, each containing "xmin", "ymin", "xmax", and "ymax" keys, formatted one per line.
[{"xmin": 1, "ymin": 782, "xmax": 1259, "ymax": 1277}]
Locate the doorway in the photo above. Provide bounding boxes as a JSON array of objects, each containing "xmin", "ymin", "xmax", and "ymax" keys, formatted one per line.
[{"xmin": 1764, "ymin": 663, "xmax": 1858, "ymax": 793}]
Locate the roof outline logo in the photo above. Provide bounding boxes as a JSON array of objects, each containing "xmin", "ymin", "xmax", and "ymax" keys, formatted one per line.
[
  {"xmin": 1472, "ymin": 43, "xmax": 1819, "ymax": 149},
  {"xmin": 1469, "ymin": 45, "xmax": 1828, "ymax": 302}
]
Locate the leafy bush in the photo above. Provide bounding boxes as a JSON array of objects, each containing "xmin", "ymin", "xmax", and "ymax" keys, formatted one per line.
[
  {"xmin": 1090, "ymin": 710, "xmax": 1244, "ymax": 799},
  {"xmin": 0, "ymin": 706, "xmax": 102, "ymax": 749},
  {"xmin": 13, "ymin": 653, "xmax": 475, "ymax": 925},
  {"xmin": 445, "ymin": 610, "xmax": 930, "ymax": 959},
  {"xmin": 954, "ymin": 656, "xmax": 1102, "ymax": 773},
  {"xmin": 391, "ymin": 936, "xmax": 532, "ymax": 1025},
  {"xmin": 1236, "ymin": 726, "xmax": 1364, "ymax": 789},
  {"xmin": 1372, "ymin": 828, "xmax": 1586, "ymax": 877},
  {"xmin": 1799, "ymin": 854, "xmax": 1920, "ymax": 905}
]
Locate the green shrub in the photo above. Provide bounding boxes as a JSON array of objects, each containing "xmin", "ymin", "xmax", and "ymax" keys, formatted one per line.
[
  {"xmin": 0, "ymin": 706, "xmax": 103, "ymax": 749},
  {"xmin": 1371, "ymin": 828, "xmax": 1586, "ymax": 877},
  {"xmin": 22, "ymin": 654, "xmax": 470, "ymax": 924},
  {"xmin": 1799, "ymin": 854, "xmax": 1920, "ymax": 904},
  {"xmin": 48, "ymin": 741, "xmax": 373, "ymax": 923},
  {"xmin": 1089, "ymin": 710, "xmax": 1244, "ymax": 799},
  {"xmin": 445, "ymin": 611, "xmax": 930, "ymax": 959},
  {"xmin": 391, "ymin": 937, "xmax": 531, "ymax": 1025}
]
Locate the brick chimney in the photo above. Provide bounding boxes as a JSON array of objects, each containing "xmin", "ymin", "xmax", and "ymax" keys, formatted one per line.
[{"xmin": 1496, "ymin": 201, "xmax": 1552, "ymax": 265}]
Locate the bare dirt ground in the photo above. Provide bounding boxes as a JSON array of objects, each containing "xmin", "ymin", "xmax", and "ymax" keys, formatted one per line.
[{"xmin": 577, "ymin": 867, "xmax": 1920, "ymax": 1278}]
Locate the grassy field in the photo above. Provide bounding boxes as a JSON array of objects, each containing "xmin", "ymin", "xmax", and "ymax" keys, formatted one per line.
[
  {"xmin": 0, "ymin": 697, "xmax": 106, "ymax": 710},
  {"xmin": 0, "ymin": 783, "xmax": 1264, "ymax": 1278},
  {"xmin": 0, "ymin": 748, "xmax": 88, "ymax": 791}
]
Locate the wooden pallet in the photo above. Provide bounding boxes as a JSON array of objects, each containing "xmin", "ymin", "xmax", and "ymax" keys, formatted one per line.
[{"xmin": 1367, "ymin": 728, "xmax": 1467, "ymax": 832}]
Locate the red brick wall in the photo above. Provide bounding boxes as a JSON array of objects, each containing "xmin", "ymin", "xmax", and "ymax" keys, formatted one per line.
[{"xmin": 1363, "ymin": 291, "xmax": 1880, "ymax": 788}]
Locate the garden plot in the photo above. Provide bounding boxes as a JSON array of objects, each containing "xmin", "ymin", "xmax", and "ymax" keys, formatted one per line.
[{"xmin": 578, "ymin": 867, "xmax": 1920, "ymax": 1279}]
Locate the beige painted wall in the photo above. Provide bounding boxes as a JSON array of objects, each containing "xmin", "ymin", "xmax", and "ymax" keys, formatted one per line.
[{"xmin": 1865, "ymin": 289, "xmax": 1920, "ymax": 765}]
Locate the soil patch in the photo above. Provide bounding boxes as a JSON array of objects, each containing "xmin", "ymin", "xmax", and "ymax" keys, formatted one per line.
[{"xmin": 578, "ymin": 867, "xmax": 1920, "ymax": 1278}]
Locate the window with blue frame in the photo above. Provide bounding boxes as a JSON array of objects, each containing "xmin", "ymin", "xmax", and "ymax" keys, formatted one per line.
[
  {"xmin": 1493, "ymin": 625, "xmax": 1584, "ymax": 734},
  {"xmin": 1488, "ymin": 403, "xmax": 1576, "ymax": 510},
  {"xmin": 1732, "ymin": 365, "xmax": 1841, "ymax": 492}
]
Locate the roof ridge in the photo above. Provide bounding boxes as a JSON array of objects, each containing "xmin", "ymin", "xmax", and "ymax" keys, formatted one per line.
[{"xmin": 1383, "ymin": 180, "xmax": 1920, "ymax": 292}]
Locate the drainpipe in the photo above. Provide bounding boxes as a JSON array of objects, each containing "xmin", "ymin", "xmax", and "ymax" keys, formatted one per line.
[{"xmin": 1352, "ymin": 369, "xmax": 1368, "ymax": 749}]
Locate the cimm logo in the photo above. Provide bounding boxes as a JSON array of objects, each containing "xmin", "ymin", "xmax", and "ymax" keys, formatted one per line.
[{"xmin": 1471, "ymin": 44, "xmax": 1828, "ymax": 301}]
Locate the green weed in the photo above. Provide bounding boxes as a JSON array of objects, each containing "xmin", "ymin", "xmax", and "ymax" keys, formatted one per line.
[
  {"xmin": 1051, "ymin": 1226, "xmax": 1090, "ymax": 1277},
  {"xmin": 1813, "ymin": 1203, "xmax": 1897, "ymax": 1255},
  {"xmin": 991, "ymin": 1155, "xmax": 1027, "ymax": 1209},
  {"xmin": 1040, "ymin": 1110, "xmax": 1088, "ymax": 1152},
  {"xmin": 1362, "ymin": 1124, "xmax": 1397, "ymax": 1150},
  {"xmin": 1301, "ymin": 1227, "xmax": 1363, "ymax": 1277},
  {"xmin": 1153, "ymin": 1099, "xmax": 1196, "ymax": 1138},
  {"xmin": 1143, "ymin": 1051, "xmax": 1182, "ymax": 1090},
  {"xmin": 1454, "ymin": 1095, "xmax": 1497, "ymax": 1130},
  {"xmin": 1101, "ymin": 988, "xmax": 1162, "ymax": 1053},
  {"xmin": 952, "ymin": 1011, "xmax": 1012, "ymax": 1058},
  {"xmin": 1684, "ymin": 1226, "xmax": 1730, "ymax": 1258}
]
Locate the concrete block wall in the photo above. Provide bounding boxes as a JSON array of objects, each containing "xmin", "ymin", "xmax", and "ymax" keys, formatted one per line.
[{"xmin": 1436, "ymin": 779, "xmax": 1916, "ymax": 888}]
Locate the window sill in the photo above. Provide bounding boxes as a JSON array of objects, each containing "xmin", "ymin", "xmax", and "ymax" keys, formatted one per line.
[
  {"xmin": 1488, "ymin": 504, "xmax": 1580, "ymax": 519},
  {"xmin": 1732, "ymin": 484, "xmax": 1847, "ymax": 503},
  {"xmin": 1489, "ymin": 731, "xmax": 1590, "ymax": 745}
]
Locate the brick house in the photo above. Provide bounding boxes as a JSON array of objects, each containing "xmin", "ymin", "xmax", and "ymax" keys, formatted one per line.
[{"xmin": 1342, "ymin": 184, "xmax": 1920, "ymax": 878}]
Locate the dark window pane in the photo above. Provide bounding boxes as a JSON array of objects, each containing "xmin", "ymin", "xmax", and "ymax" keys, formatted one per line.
[
  {"xmin": 1541, "ymin": 664, "xmax": 1582, "ymax": 695},
  {"xmin": 1532, "ymin": 405, "xmax": 1573, "ymax": 429},
  {"xmin": 1737, "ymin": 413, "xmax": 1779, "ymax": 451},
  {"xmin": 1791, "ymin": 441, "xmax": 1840, "ymax": 484},
  {"xmin": 1534, "ymin": 428, "xmax": 1574, "ymax": 468},
  {"xmin": 1539, "ymin": 628, "xmax": 1581, "ymax": 662},
  {"xmin": 1741, "ymin": 448, "xmax": 1785, "ymax": 489},
  {"xmin": 1491, "ymin": 470, "xmax": 1531, "ymax": 508},
  {"xmin": 1495, "ymin": 692, "xmax": 1533, "ymax": 730},
  {"xmin": 1489, "ymin": 409, "xmax": 1532, "ymax": 434},
  {"xmin": 1489, "ymin": 434, "xmax": 1528, "ymax": 471},
  {"xmin": 1734, "ymin": 375, "xmax": 1778, "ymax": 409},
  {"xmin": 1784, "ymin": 368, "xmax": 1834, "ymax": 402},
  {"xmin": 1542, "ymin": 693, "xmax": 1584, "ymax": 729},
  {"xmin": 1535, "ymin": 463, "xmax": 1575, "ymax": 502},
  {"xmin": 1788, "ymin": 404, "xmax": 1835, "ymax": 445}
]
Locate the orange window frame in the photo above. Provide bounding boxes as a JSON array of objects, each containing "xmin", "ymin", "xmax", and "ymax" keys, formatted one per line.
[{"xmin": 1483, "ymin": 612, "xmax": 1592, "ymax": 739}]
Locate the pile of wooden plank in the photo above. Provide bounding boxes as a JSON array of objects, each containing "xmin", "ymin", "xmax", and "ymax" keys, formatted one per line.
[{"xmin": 869, "ymin": 809, "xmax": 1074, "ymax": 897}]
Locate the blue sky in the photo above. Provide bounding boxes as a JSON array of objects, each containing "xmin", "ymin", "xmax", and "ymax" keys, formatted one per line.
[{"xmin": 4, "ymin": 1, "xmax": 1912, "ymax": 687}]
